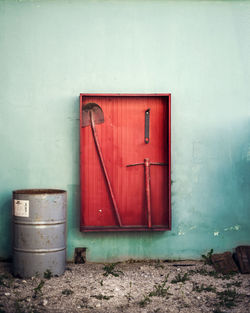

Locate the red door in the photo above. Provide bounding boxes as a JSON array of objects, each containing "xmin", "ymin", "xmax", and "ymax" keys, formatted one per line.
[{"xmin": 80, "ymin": 94, "xmax": 171, "ymax": 231}]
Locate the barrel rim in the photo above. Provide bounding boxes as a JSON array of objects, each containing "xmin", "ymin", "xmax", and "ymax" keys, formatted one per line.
[{"xmin": 13, "ymin": 189, "xmax": 66, "ymax": 195}]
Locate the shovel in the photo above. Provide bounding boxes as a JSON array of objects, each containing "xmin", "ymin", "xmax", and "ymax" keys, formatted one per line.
[{"xmin": 82, "ymin": 103, "xmax": 122, "ymax": 227}]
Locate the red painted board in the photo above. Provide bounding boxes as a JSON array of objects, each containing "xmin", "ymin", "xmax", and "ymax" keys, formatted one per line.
[{"xmin": 80, "ymin": 94, "xmax": 171, "ymax": 231}]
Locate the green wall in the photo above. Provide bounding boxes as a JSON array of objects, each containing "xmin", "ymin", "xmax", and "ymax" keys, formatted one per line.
[{"xmin": 0, "ymin": 0, "xmax": 249, "ymax": 262}]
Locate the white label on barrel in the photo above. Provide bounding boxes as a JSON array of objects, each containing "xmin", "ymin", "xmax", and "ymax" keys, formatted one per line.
[{"xmin": 14, "ymin": 200, "xmax": 29, "ymax": 217}]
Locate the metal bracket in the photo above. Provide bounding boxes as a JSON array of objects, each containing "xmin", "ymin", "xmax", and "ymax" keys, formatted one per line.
[{"xmin": 145, "ymin": 109, "xmax": 150, "ymax": 144}]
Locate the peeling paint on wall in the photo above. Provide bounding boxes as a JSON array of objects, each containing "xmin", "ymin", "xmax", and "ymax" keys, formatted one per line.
[
  {"xmin": 178, "ymin": 231, "xmax": 185, "ymax": 236},
  {"xmin": 224, "ymin": 225, "xmax": 241, "ymax": 232}
]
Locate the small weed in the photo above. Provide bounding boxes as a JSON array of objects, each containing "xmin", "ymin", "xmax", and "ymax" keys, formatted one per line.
[
  {"xmin": 149, "ymin": 284, "xmax": 170, "ymax": 297},
  {"xmin": 189, "ymin": 268, "xmax": 211, "ymax": 276},
  {"xmin": 102, "ymin": 263, "xmax": 123, "ymax": 277},
  {"xmin": 202, "ymin": 285, "xmax": 217, "ymax": 293},
  {"xmin": 213, "ymin": 309, "xmax": 225, "ymax": 313},
  {"xmin": 154, "ymin": 260, "xmax": 164, "ymax": 269},
  {"xmin": 171, "ymin": 273, "xmax": 189, "ymax": 284},
  {"xmin": 124, "ymin": 291, "xmax": 134, "ymax": 303},
  {"xmin": 62, "ymin": 289, "xmax": 74, "ymax": 296},
  {"xmin": 100, "ymin": 279, "xmax": 103, "ymax": 286},
  {"xmin": 207, "ymin": 271, "xmax": 221, "ymax": 278},
  {"xmin": 192, "ymin": 283, "xmax": 216, "ymax": 293},
  {"xmin": 217, "ymin": 289, "xmax": 240, "ymax": 308},
  {"xmin": 201, "ymin": 269, "xmax": 219, "ymax": 278},
  {"xmin": 149, "ymin": 276, "xmax": 170, "ymax": 297},
  {"xmin": 184, "ymin": 304, "xmax": 190, "ymax": 308},
  {"xmin": 33, "ymin": 280, "xmax": 45, "ymax": 298},
  {"xmin": 225, "ymin": 281, "xmax": 241, "ymax": 288},
  {"xmin": 188, "ymin": 269, "xmax": 235, "ymax": 280},
  {"xmin": 91, "ymin": 294, "xmax": 113, "ymax": 300},
  {"xmin": 138, "ymin": 295, "xmax": 151, "ymax": 307},
  {"xmin": 43, "ymin": 269, "xmax": 52, "ymax": 280},
  {"xmin": 201, "ymin": 249, "xmax": 214, "ymax": 265},
  {"xmin": 125, "ymin": 282, "xmax": 134, "ymax": 303},
  {"xmin": 221, "ymin": 272, "xmax": 237, "ymax": 280}
]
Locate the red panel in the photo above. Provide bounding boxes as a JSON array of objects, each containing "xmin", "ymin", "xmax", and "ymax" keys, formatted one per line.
[{"xmin": 80, "ymin": 94, "xmax": 171, "ymax": 231}]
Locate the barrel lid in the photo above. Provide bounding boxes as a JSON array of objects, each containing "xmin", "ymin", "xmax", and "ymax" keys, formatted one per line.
[{"xmin": 13, "ymin": 189, "xmax": 66, "ymax": 195}]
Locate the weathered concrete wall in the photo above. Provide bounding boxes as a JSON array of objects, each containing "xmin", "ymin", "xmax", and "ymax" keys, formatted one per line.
[{"xmin": 0, "ymin": 0, "xmax": 249, "ymax": 261}]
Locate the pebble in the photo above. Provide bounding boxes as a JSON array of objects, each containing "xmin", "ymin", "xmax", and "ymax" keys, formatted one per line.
[
  {"xmin": 22, "ymin": 280, "xmax": 27, "ymax": 283},
  {"xmin": 96, "ymin": 303, "xmax": 101, "ymax": 308},
  {"xmin": 4, "ymin": 293, "xmax": 10, "ymax": 296},
  {"xmin": 42, "ymin": 299, "xmax": 48, "ymax": 306}
]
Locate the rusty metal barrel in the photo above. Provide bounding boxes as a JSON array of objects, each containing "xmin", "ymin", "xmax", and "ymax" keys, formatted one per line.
[{"xmin": 12, "ymin": 189, "xmax": 67, "ymax": 278}]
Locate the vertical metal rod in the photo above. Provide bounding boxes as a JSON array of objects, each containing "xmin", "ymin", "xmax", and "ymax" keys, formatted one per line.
[
  {"xmin": 144, "ymin": 158, "xmax": 152, "ymax": 228},
  {"xmin": 90, "ymin": 111, "xmax": 122, "ymax": 227}
]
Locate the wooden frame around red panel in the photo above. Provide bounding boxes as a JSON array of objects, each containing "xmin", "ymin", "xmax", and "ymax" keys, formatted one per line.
[{"xmin": 80, "ymin": 93, "xmax": 171, "ymax": 232}]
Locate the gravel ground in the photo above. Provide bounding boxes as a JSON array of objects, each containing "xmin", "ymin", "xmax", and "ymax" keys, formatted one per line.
[{"xmin": 0, "ymin": 260, "xmax": 249, "ymax": 313}]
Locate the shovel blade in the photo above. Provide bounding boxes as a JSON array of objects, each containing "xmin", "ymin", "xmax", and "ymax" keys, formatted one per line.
[{"xmin": 82, "ymin": 103, "xmax": 104, "ymax": 127}]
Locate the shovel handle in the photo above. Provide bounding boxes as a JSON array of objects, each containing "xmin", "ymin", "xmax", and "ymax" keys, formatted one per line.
[{"xmin": 90, "ymin": 111, "xmax": 122, "ymax": 227}]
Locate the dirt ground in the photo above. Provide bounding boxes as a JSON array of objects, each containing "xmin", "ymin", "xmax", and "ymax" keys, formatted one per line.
[{"xmin": 0, "ymin": 260, "xmax": 249, "ymax": 313}]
